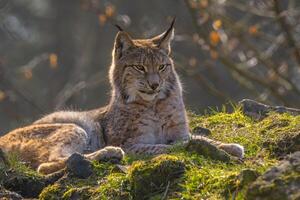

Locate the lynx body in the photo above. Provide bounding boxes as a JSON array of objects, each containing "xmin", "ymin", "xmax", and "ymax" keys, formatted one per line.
[{"xmin": 0, "ymin": 21, "xmax": 244, "ymax": 174}]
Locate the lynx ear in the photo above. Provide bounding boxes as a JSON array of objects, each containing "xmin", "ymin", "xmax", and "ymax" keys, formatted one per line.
[
  {"xmin": 152, "ymin": 18, "xmax": 175, "ymax": 55},
  {"xmin": 113, "ymin": 31, "xmax": 134, "ymax": 60}
]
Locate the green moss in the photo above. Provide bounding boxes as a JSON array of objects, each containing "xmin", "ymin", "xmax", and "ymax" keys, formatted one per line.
[
  {"xmin": 128, "ymin": 155, "xmax": 185, "ymax": 199},
  {"xmin": 93, "ymin": 173, "xmax": 131, "ymax": 200},
  {"xmin": 238, "ymin": 169, "xmax": 260, "ymax": 186},
  {"xmin": 246, "ymin": 159, "xmax": 300, "ymax": 200},
  {"xmin": 258, "ymin": 113, "xmax": 300, "ymax": 155},
  {"xmin": 190, "ymin": 110, "xmax": 300, "ymax": 158},
  {"xmin": 92, "ymin": 161, "xmax": 117, "ymax": 178},
  {"xmin": 177, "ymin": 158, "xmax": 242, "ymax": 199},
  {"xmin": 62, "ymin": 188, "xmax": 76, "ymax": 199},
  {"xmin": 165, "ymin": 109, "xmax": 299, "ymax": 199},
  {"xmin": 39, "ymin": 184, "xmax": 64, "ymax": 200},
  {"xmin": 247, "ymin": 177, "xmax": 299, "ymax": 200},
  {"xmin": 0, "ymin": 153, "xmax": 45, "ymax": 198},
  {"xmin": 62, "ymin": 187, "xmax": 94, "ymax": 200},
  {"xmin": 220, "ymin": 169, "xmax": 260, "ymax": 199},
  {"xmin": 6, "ymin": 152, "xmax": 41, "ymax": 178},
  {"xmin": 2, "ymin": 108, "xmax": 299, "ymax": 199}
]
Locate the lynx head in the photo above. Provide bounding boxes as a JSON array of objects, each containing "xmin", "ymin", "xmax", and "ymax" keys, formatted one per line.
[{"xmin": 109, "ymin": 19, "xmax": 180, "ymax": 103}]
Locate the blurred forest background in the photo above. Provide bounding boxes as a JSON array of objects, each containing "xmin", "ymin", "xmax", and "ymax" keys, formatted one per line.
[{"xmin": 0, "ymin": 0, "xmax": 300, "ymax": 134}]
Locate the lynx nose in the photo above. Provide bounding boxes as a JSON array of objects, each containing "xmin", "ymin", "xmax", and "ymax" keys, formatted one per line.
[
  {"xmin": 149, "ymin": 83, "xmax": 159, "ymax": 90},
  {"xmin": 147, "ymin": 74, "xmax": 160, "ymax": 91}
]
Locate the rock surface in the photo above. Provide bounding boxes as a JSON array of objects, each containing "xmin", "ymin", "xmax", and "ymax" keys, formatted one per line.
[
  {"xmin": 62, "ymin": 186, "xmax": 93, "ymax": 200},
  {"xmin": 224, "ymin": 169, "xmax": 260, "ymax": 199},
  {"xmin": 239, "ymin": 99, "xmax": 300, "ymax": 119},
  {"xmin": 0, "ymin": 186, "xmax": 23, "ymax": 200},
  {"xmin": 264, "ymin": 130, "xmax": 300, "ymax": 157},
  {"xmin": 246, "ymin": 151, "xmax": 300, "ymax": 200},
  {"xmin": 66, "ymin": 153, "xmax": 93, "ymax": 179},
  {"xmin": 192, "ymin": 126, "xmax": 211, "ymax": 136},
  {"xmin": 2, "ymin": 169, "xmax": 46, "ymax": 198},
  {"xmin": 238, "ymin": 169, "xmax": 260, "ymax": 186}
]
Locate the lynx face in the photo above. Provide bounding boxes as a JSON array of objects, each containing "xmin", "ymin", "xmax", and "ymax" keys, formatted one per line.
[
  {"xmin": 121, "ymin": 47, "xmax": 174, "ymax": 101},
  {"xmin": 110, "ymin": 22, "xmax": 177, "ymax": 102}
]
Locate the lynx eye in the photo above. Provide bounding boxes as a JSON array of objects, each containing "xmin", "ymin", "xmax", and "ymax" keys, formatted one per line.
[
  {"xmin": 131, "ymin": 65, "xmax": 146, "ymax": 72},
  {"xmin": 159, "ymin": 64, "xmax": 169, "ymax": 72}
]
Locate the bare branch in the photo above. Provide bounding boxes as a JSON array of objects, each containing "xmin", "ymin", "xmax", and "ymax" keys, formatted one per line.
[
  {"xmin": 273, "ymin": 0, "xmax": 300, "ymax": 68},
  {"xmin": 0, "ymin": 64, "xmax": 44, "ymax": 113},
  {"xmin": 54, "ymin": 71, "xmax": 107, "ymax": 109},
  {"xmin": 184, "ymin": 0, "xmax": 291, "ymax": 105}
]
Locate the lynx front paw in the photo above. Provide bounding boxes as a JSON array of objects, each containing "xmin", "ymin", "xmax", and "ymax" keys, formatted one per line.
[
  {"xmin": 86, "ymin": 146, "xmax": 125, "ymax": 163},
  {"xmin": 37, "ymin": 161, "xmax": 65, "ymax": 175},
  {"xmin": 219, "ymin": 143, "xmax": 244, "ymax": 159}
]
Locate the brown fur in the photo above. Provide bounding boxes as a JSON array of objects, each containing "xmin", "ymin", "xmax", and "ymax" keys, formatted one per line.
[{"xmin": 0, "ymin": 21, "xmax": 244, "ymax": 174}]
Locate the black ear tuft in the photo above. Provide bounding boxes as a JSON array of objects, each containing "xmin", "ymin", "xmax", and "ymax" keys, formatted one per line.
[
  {"xmin": 114, "ymin": 24, "xmax": 123, "ymax": 32},
  {"xmin": 158, "ymin": 17, "xmax": 176, "ymax": 48},
  {"xmin": 151, "ymin": 17, "xmax": 176, "ymax": 55}
]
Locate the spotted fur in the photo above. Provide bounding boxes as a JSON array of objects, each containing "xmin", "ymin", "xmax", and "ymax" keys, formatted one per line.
[{"xmin": 0, "ymin": 21, "xmax": 244, "ymax": 174}]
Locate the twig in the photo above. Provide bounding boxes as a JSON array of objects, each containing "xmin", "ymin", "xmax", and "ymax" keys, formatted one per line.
[
  {"xmin": 173, "ymin": 53, "xmax": 232, "ymax": 102},
  {"xmin": 240, "ymin": 37, "xmax": 300, "ymax": 96},
  {"xmin": 226, "ymin": 1, "xmax": 275, "ymax": 18},
  {"xmin": 0, "ymin": 0, "xmax": 10, "ymax": 14},
  {"xmin": 53, "ymin": 16, "xmax": 98, "ymax": 109},
  {"xmin": 219, "ymin": 57, "xmax": 290, "ymax": 106},
  {"xmin": 0, "ymin": 81, "xmax": 44, "ymax": 113},
  {"xmin": 54, "ymin": 71, "xmax": 106, "ymax": 109},
  {"xmin": 263, "ymin": 34, "xmax": 285, "ymax": 58},
  {"xmin": 273, "ymin": 0, "xmax": 300, "ymax": 68},
  {"xmin": 161, "ymin": 181, "xmax": 170, "ymax": 200},
  {"xmin": 221, "ymin": 15, "xmax": 300, "ymax": 96},
  {"xmin": 0, "ymin": 64, "xmax": 44, "ymax": 113},
  {"xmin": 19, "ymin": 53, "xmax": 49, "ymax": 71},
  {"xmin": 183, "ymin": 0, "xmax": 290, "ymax": 105}
]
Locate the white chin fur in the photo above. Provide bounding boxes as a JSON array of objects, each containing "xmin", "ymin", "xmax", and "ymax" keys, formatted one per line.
[{"xmin": 138, "ymin": 92, "xmax": 158, "ymax": 101}]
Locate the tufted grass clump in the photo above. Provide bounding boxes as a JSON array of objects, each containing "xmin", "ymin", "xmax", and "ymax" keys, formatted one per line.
[
  {"xmin": 93, "ymin": 173, "xmax": 131, "ymax": 200},
  {"xmin": 2, "ymin": 152, "xmax": 41, "ymax": 178},
  {"xmin": 190, "ymin": 109, "xmax": 300, "ymax": 158},
  {"xmin": 180, "ymin": 109, "xmax": 300, "ymax": 199},
  {"xmin": 0, "ymin": 153, "xmax": 45, "ymax": 198},
  {"xmin": 128, "ymin": 155, "xmax": 185, "ymax": 199}
]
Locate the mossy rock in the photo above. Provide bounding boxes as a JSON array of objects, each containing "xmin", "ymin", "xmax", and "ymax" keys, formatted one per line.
[
  {"xmin": 191, "ymin": 126, "xmax": 211, "ymax": 136},
  {"xmin": 238, "ymin": 169, "xmax": 260, "ymax": 186},
  {"xmin": 264, "ymin": 131, "xmax": 300, "ymax": 157},
  {"xmin": 62, "ymin": 187, "xmax": 94, "ymax": 200},
  {"xmin": 39, "ymin": 184, "xmax": 65, "ymax": 200},
  {"xmin": 185, "ymin": 139, "xmax": 231, "ymax": 162},
  {"xmin": 0, "ymin": 152, "xmax": 48, "ymax": 198},
  {"xmin": 257, "ymin": 113, "xmax": 300, "ymax": 157},
  {"xmin": 0, "ymin": 186, "xmax": 23, "ymax": 200},
  {"xmin": 2, "ymin": 169, "xmax": 46, "ymax": 198},
  {"xmin": 93, "ymin": 173, "xmax": 131, "ymax": 200},
  {"xmin": 66, "ymin": 153, "xmax": 93, "ymax": 179},
  {"xmin": 246, "ymin": 151, "xmax": 300, "ymax": 200},
  {"xmin": 1, "ymin": 108, "xmax": 300, "ymax": 199},
  {"xmin": 128, "ymin": 155, "xmax": 185, "ymax": 199},
  {"xmin": 223, "ymin": 169, "xmax": 260, "ymax": 199},
  {"xmin": 239, "ymin": 99, "xmax": 300, "ymax": 120}
]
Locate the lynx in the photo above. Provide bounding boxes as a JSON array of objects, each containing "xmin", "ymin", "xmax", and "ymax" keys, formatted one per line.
[{"xmin": 0, "ymin": 20, "xmax": 244, "ymax": 175}]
